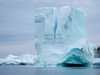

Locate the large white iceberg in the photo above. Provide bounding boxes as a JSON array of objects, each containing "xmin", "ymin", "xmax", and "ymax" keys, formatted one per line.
[{"xmin": 34, "ymin": 6, "xmax": 94, "ymax": 65}]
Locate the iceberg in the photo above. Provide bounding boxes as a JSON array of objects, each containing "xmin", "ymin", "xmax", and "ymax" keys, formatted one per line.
[
  {"xmin": 34, "ymin": 6, "xmax": 94, "ymax": 65},
  {"xmin": 0, "ymin": 54, "xmax": 37, "ymax": 65}
]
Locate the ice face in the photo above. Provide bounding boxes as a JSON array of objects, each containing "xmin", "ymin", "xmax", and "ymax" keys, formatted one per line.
[{"xmin": 34, "ymin": 6, "xmax": 94, "ymax": 64}]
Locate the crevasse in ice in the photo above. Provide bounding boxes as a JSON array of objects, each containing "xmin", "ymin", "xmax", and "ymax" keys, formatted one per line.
[{"xmin": 34, "ymin": 6, "xmax": 94, "ymax": 64}]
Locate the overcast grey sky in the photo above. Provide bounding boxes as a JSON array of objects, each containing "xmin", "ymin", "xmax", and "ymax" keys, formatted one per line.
[{"xmin": 0, "ymin": 0, "xmax": 100, "ymax": 58}]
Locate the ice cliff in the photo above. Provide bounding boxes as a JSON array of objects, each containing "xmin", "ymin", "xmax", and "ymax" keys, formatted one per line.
[{"xmin": 34, "ymin": 6, "xmax": 94, "ymax": 64}]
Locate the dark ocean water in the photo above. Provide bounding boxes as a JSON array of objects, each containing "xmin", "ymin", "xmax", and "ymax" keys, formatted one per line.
[{"xmin": 0, "ymin": 65, "xmax": 100, "ymax": 75}]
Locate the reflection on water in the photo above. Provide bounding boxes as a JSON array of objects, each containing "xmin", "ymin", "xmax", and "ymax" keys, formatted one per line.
[{"xmin": 0, "ymin": 65, "xmax": 100, "ymax": 75}]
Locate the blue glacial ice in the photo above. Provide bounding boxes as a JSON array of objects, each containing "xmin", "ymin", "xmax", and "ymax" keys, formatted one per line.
[{"xmin": 34, "ymin": 6, "xmax": 95, "ymax": 65}]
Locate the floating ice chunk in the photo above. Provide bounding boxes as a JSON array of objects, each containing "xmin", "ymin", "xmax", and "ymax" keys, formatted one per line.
[{"xmin": 0, "ymin": 54, "xmax": 37, "ymax": 65}]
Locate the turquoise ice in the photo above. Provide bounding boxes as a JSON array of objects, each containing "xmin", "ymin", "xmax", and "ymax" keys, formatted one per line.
[{"xmin": 34, "ymin": 6, "xmax": 94, "ymax": 65}]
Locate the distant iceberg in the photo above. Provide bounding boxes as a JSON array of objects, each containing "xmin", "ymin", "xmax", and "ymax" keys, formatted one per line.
[{"xmin": 0, "ymin": 54, "xmax": 37, "ymax": 65}]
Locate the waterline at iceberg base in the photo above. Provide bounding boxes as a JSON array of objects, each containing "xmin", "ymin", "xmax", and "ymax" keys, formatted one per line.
[
  {"xmin": 0, "ymin": 53, "xmax": 100, "ymax": 67},
  {"xmin": 0, "ymin": 6, "xmax": 99, "ymax": 67}
]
